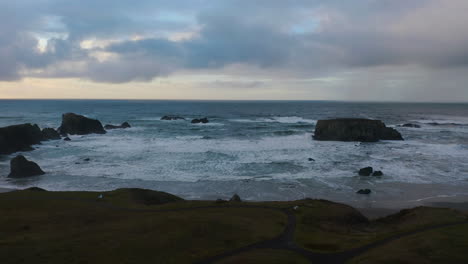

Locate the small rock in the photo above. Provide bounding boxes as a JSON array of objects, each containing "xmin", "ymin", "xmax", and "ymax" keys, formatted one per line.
[
  {"xmin": 84, "ymin": 158, "xmax": 90, "ymax": 162},
  {"xmin": 372, "ymin": 171, "xmax": 383, "ymax": 176},
  {"xmin": 104, "ymin": 122, "xmax": 131, "ymax": 130},
  {"xmin": 399, "ymin": 123, "xmax": 421, "ymax": 128},
  {"xmin": 308, "ymin": 158, "xmax": 315, "ymax": 161},
  {"xmin": 191, "ymin": 117, "xmax": 209, "ymax": 124},
  {"xmin": 229, "ymin": 194, "xmax": 242, "ymax": 202},
  {"xmin": 161, "ymin": 115, "xmax": 185, "ymax": 121},
  {"xmin": 356, "ymin": 189, "xmax": 371, "ymax": 195},
  {"xmin": 359, "ymin": 167, "xmax": 373, "ymax": 176},
  {"xmin": 64, "ymin": 137, "xmax": 71, "ymax": 141},
  {"xmin": 8, "ymin": 155, "xmax": 45, "ymax": 178}
]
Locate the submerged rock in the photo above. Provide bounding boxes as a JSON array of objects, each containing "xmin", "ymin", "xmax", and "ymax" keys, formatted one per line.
[
  {"xmin": 161, "ymin": 115, "xmax": 185, "ymax": 121},
  {"xmin": 64, "ymin": 137, "xmax": 71, "ymax": 141},
  {"xmin": 0, "ymin": 123, "xmax": 43, "ymax": 155},
  {"xmin": 359, "ymin": 167, "xmax": 373, "ymax": 176},
  {"xmin": 104, "ymin": 122, "xmax": 131, "ymax": 130},
  {"xmin": 229, "ymin": 194, "xmax": 242, "ymax": 202},
  {"xmin": 313, "ymin": 118, "xmax": 403, "ymax": 142},
  {"xmin": 356, "ymin": 189, "xmax": 371, "ymax": 195},
  {"xmin": 191, "ymin": 117, "xmax": 209, "ymax": 124},
  {"xmin": 8, "ymin": 155, "xmax": 45, "ymax": 178},
  {"xmin": 58, "ymin": 113, "xmax": 106, "ymax": 135},
  {"xmin": 41, "ymin": 128, "xmax": 61, "ymax": 140},
  {"xmin": 399, "ymin": 123, "xmax": 421, "ymax": 128}
]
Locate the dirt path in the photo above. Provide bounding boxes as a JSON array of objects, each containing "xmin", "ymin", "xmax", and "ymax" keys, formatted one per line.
[{"xmin": 3, "ymin": 195, "xmax": 468, "ymax": 264}]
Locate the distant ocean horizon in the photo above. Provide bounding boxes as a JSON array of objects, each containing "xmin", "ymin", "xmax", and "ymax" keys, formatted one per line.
[{"xmin": 1, "ymin": 99, "xmax": 468, "ymax": 208}]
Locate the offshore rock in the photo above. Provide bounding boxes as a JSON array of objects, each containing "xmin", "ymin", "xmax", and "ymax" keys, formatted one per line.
[
  {"xmin": 313, "ymin": 118, "xmax": 403, "ymax": 142},
  {"xmin": 58, "ymin": 113, "xmax": 106, "ymax": 135},
  {"xmin": 104, "ymin": 122, "xmax": 131, "ymax": 130}
]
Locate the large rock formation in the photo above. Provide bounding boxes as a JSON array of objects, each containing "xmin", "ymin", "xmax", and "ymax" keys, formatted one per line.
[
  {"xmin": 41, "ymin": 128, "xmax": 61, "ymax": 140},
  {"xmin": 0, "ymin": 124, "xmax": 43, "ymax": 155},
  {"xmin": 313, "ymin": 118, "xmax": 403, "ymax": 142},
  {"xmin": 104, "ymin": 122, "xmax": 131, "ymax": 130},
  {"xmin": 58, "ymin": 113, "xmax": 106, "ymax": 135},
  {"xmin": 8, "ymin": 155, "xmax": 45, "ymax": 178}
]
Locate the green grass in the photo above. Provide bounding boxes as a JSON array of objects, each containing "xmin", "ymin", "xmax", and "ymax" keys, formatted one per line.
[
  {"xmin": 0, "ymin": 189, "xmax": 467, "ymax": 263},
  {"xmin": 348, "ymin": 223, "xmax": 468, "ymax": 264}
]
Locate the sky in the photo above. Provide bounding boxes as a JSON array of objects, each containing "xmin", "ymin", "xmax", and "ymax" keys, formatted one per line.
[{"xmin": 1, "ymin": 0, "xmax": 468, "ymax": 101}]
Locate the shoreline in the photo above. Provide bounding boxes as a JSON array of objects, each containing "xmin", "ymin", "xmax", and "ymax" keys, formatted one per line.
[{"xmin": 2, "ymin": 186, "xmax": 468, "ymax": 219}]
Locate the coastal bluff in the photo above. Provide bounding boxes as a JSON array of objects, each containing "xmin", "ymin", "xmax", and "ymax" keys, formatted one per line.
[{"xmin": 313, "ymin": 118, "xmax": 403, "ymax": 142}]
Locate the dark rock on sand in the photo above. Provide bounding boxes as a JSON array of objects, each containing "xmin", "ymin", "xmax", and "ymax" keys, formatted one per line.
[
  {"xmin": 8, "ymin": 155, "xmax": 45, "ymax": 178},
  {"xmin": 359, "ymin": 167, "xmax": 373, "ymax": 176},
  {"xmin": 41, "ymin": 128, "xmax": 61, "ymax": 140},
  {"xmin": 161, "ymin": 115, "xmax": 185, "ymax": 120},
  {"xmin": 104, "ymin": 122, "xmax": 131, "ymax": 130},
  {"xmin": 191, "ymin": 117, "xmax": 209, "ymax": 124},
  {"xmin": 230, "ymin": 194, "xmax": 242, "ymax": 202},
  {"xmin": 64, "ymin": 137, "xmax": 71, "ymax": 141},
  {"xmin": 399, "ymin": 123, "xmax": 421, "ymax": 128},
  {"xmin": 26, "ymin": 187, "xmax": 47, "ymax": 192},
  {"xmin": 372, "ymin": 171, "xmax": 383, "ymax": 176},
  {"xmin": 58, "ymin": 113, "xmax": 106, "ymax": 135},
  {"xmin": 313, "ymin": 118, "xmax": 403, "ymax": 142},
  {"xmin": 356, "ymin": 189, "xmax": 371, "ymax": 195},
  {"xmin": 0, "ymin": 123, "xmax": 43, "ymax": 155}
]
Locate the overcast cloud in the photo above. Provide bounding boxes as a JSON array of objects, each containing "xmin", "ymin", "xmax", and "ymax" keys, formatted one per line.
[{"xmin": 1, "ymin": 0, "xmax": 468, "ymax": 100}]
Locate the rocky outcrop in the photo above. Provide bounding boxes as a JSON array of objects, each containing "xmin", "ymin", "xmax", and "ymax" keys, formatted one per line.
[
  {"xmin": 8, "ymin": 155, "xmax": 45, "ymax": 178},
  {"xmin": 0, "ymin": 124, "xmax": 43, "ymax": 155},
  {"xmin": 161, "ymin": 115, "xmax": 185, "ymax": 121},
  {"xmin": 58, "ymin": 113, "xmax": 106, "ymax": 135},
  {"xmin": 41, "ymin": 128, "xmax": 61, "ymax": 140},
  {"xmin": 104, "ymin": 122, "xmax": 131, "ymax": 130},
  {"xmin": 191, "ymin": 117, "xmax": 209, "ymax": 124},
  {"xmin": 313, "ymin": 118, "xmax": 403, "ymax": 142}
]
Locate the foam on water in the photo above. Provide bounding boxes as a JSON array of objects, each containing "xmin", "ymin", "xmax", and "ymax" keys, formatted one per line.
[{"xmin": 1, "ymin": 100, "xmax": 468, "ymax": 204}]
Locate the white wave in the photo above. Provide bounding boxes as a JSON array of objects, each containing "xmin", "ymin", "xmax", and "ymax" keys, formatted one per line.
[
  {"xmin": 231, "ymin": 116, "xmax": 316, "ymax": 124},
  {"xmin": 412, "ymin": 114, "xmax": 468, "ymax": 125}
]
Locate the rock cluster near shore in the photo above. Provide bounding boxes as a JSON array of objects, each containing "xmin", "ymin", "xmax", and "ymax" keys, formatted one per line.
[
  {"xmin": 313, "ymin": 118, "xmax": 403, "ymax": 142},
  {"xmin": 8, "ymin": 155, "xmax": 45, "ymax": 178}
]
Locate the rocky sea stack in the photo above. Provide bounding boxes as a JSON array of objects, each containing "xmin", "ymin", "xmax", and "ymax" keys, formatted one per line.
[
  {"xmin": 0, "ymin": 123, "xmax": 43, "ymax": 155},
  {"xmin": 58, "ymin": 113, "xmax": 106, "ymax": 135},
  {"xmin": 313, "ymin": 118, "xmax": 403, "ymax": 142},
  {"xmin": 8, "ymin": 155, "xmax": 45, "ymax": 178}
]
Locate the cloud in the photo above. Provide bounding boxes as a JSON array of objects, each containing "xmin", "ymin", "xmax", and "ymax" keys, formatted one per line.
[{"xmin": 1, "ymin": 0, "xmax": 468, "ymax": 102}]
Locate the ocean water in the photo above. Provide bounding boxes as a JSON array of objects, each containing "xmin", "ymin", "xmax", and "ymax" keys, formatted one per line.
[{"xmin": 1, "ymin": 100, "xmax": 468, "ymax": 208}]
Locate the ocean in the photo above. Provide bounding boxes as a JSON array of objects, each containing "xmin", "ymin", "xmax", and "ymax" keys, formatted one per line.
[{"xmin": 1, "ymin": 100, "xmax": 468, "ymax": 208}]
